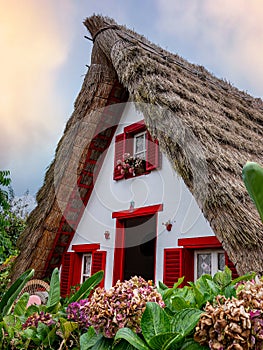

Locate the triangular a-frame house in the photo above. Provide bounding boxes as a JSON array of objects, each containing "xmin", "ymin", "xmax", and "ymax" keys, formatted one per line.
[{"xmin": 12, "ymin": 16, "xmax": 263, "ymax": 295}]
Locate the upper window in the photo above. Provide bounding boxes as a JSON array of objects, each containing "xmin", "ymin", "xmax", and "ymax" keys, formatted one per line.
[{"xmin": 114, "ymin": 121, "xmax": 160, "ymax": 180}]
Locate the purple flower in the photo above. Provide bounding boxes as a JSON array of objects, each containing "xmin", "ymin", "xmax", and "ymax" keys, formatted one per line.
[{"xmin": 66, "ymin": 276, "xmax": 165, "ymax": 338}]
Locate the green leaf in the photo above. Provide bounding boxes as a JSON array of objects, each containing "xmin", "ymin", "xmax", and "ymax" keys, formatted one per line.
[
  {"xmin": 231, "ymin": 272, "xmax": 255, "ymax": 286},
  {"xmin": 80, "ymin": 327, "xmax": 103, "ymax": 350},
  {"xmin": 170, "ymin": 295, "xmax": 190, "ymax": 312},
  {"xmin": 148, "ymin": 333, "xmax": 177, "ymax": 350},
  {"xmin": 0, "ymin": 268, "xmax": 34, "ymax": 318},
  {"xmin": 113, "ymin": 339, "xmax": 139, "ymax": 350},
  {"xmin": 36, "ymin": 322, "xmax": 49, "ymax": 341},
  {"xmin": 60, "ymin": 318, "xmax": 79, "ymax": 340},
  {"xmin": 180, "ymin": 338, "xmax": 209, "ymax": 349},
  {"xmin": 213, "ymin": 266, "xmax": 232, "ymax": 289},
  {"xmin": 205, "ymin": 280, "xmax": 220, "ymax": 296},
  {"xmin": 161, "ymin": 277, "xmax": 185, "ymax": 300},
  {"xmin": 158, "ymin": 281, "xmax": 169, "ymax": 291},
  {"xmin": 141, "ymin": 302, "xmax": 170, "ymax": 346},
  {"xmin": 242, "ymin": 162, "xmax": 263, "ymax": 222},
  {"xmin": 23, "ymin": 327, "xmax": 37, "ymax": 340},
  {"xmin": 46, "ymin": 268, "xmax": 60, "ymax": 308},
  {"xmin": 171, "ymin": 308, "xmax": 203, "ymax": 336},
  {"xmin": 192, "ymin": 274, "xmax": 212, "ymax": 296},
  {"xmin": 13, "ymin": 292, "xmax": 30, "ymax": 316},
  {"xmin": 42, "ymin": 326, "xmax": 57, "ymax": 347},
  {"xmin": 68, "ymin": 270, "xmax": 103, "ymax": 304},
  {"xmin": 89, "ymin": 336, "xmax": 113, "ymax": 350},
  {"xmin": 115, "ymin": 328, "xmax": 150, "ymax": 350},
  {"xmin": 162, "ymin": 333, "xmax": 184, "ymax": 350}
]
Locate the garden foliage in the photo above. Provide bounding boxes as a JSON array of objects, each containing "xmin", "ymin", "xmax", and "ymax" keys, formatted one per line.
[{"xmin": 0, "ymin": 266, "xmax": 257, "ymax": 349}]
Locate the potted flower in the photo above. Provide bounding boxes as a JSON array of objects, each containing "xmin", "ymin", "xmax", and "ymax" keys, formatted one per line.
[{"xmin": 117, "ymin": 153, "xmax": 146, "ymax": 178}]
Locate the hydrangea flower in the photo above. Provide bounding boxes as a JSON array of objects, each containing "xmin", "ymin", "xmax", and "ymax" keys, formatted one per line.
[
  {"xmin": 67, "ymin": 276, "xmax": 165, "ymax": 338},
  {"xmin": 22, "ymin": 311, "xmax": 55, "ymax": 329}
]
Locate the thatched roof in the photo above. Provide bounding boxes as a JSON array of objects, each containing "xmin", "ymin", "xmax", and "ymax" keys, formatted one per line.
[{"xmin": 12, "ymin": 15, "xmax": 263, "ymax": 281}]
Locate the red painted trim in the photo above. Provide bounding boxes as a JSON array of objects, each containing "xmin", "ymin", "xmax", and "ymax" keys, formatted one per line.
[
  {"xmin": 124, "ymin": 120, "xmax": 145, "ymax": 134},
  {"xmin": 163, "ymin": 248, "xmax": 183, "ymax": 288},
  {"xmin": 178, "ymin": 236, "xmax": 222, "ymax": 249},
  {"xmin": 72, "ymin": 244, "xmax": 100, "ymax": 253},
  {"xmin": 112, "ymin": 219, "xmax": 125, "ymax": 284},
  {"xmin": 112, "ymin": 204, "xmax": 163, "ymax": 219},
  {"xmin": 72, "ymin": 253, "xmax": 82, "ymax": 286},
  {"xmin": 112, "ymin": 204, "xmax": 161, "ymax": 285}
]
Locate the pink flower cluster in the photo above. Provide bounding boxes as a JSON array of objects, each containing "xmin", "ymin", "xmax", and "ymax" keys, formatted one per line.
[
  {"xmin": 22, "ymin": 311, "xmax": 55, "ymax": 329},
  {"xmin": 67, "ymin": 276, "xmax": 165, "ymax": 338},
  {"xmin": 116, "ymin": 153, "xmax": 145, "ymax": 176}
]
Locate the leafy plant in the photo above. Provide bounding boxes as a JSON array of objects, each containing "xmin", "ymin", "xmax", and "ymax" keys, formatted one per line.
[
  {"xmin": 159, "ymin": 266, "xmax": 254, "ymax": 314},
  {"xmin": 242, "ymin": 161, "xmax": 263, "ymax": 222},
  {"xmin": 0, "ymin": 268, "xmax": 104, "ymax": 349},
  {"xmin": 115, "ymin": 303, "xmax": 204, "ymax": 350},
  {"xmin": 0, "ymin": 170, "xmax": 30, "ymax": 266},
  {"xmin": 0, "ymin": 268, "xmax": 34, "ymax": 319}
]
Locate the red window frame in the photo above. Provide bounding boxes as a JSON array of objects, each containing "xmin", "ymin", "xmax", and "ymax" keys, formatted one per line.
[
  {"xmin": 112, "ymin": 204, "xmax": 163, "ymax": 285},
  {"xmin": 163, "ymin": 236, "xmax": 238, "ymax": 288},
  {"xmin": 60, "ymin": 243, "xmax": 106, "ymax": 297},
  {"xmin": 113, "ymin": 120, "xmax": 160, "ymax": 180}
]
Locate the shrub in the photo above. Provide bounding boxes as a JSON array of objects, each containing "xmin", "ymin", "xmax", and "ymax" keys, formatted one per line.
[
  {"xmin": 194, "ymin": 277, "xmax": 263, "ymax": 349},
  {"xmin": 67, "ymin": 276, "xmax": 165, "ymax": 338}
]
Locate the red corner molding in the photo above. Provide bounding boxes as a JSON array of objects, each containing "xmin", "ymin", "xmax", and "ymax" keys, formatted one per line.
[
  {"xmin": 178, "ymin": 236, "xmax": 222, "ymax": 249},
  {"xmin": 112, "ymin": 204, "xmax": 163, "ymax": 219}
]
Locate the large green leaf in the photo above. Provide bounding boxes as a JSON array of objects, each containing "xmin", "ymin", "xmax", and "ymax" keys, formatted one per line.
[
  {"xmin": 170, "ymin": 295, "xmax": 190, "ymax": 312},
  {"xmin": 148, "ymin": 333, "xmax": 177, "ymax": 350},
  {"xmin": 213, "ymin": 266, "xmax": 232, "ymax": 289},
  {"xmin": 115, "ymin": 328, "xmax": 150, "ymax": 350},
  {"xmin": 180, "ymin": 339, "xmax": 209, "ymax": 349},
  {"xmin": 231, "ymin": 271, "xmax": 255, "ymax": 286},
  {"xmin": 190, "ymin": 284, "xmax": 209, "ymax": 309},
  {"xmin": 46, "ymin": 267, "xmax": 60, "ymax": 308},
  {"xmin": 191, "ymin": 275, "xmax": 212, "ymax": 295},
  {"xmin": 80, "ymin": 327, "xmax": 104, "ymax": 350},
  {"xmin": 89, "ymin": 336, "xmax": 113, "ymax": 350},
  {"xmin": 205, "ymin": 280, "xmax": 220, "ymax": 296},
  {"xmin": 113, "ymin": 339, "xmax": 139, "ymax": 349},
  {"xmin": 68, "ymin": 270, "xmax": 103, "ymax": 304},
  {"xmin": 13, "ymin": 292, "xmax": 29, "ymax": 316},
  {"xmin": 0, "ymin": 268, "xmax": 34, "ymax": 318},
  {"xmin": 141, "ymin": 302, "xmax": 171, "ymax": 346},
  {"xmin": 161, "ymin": 278, "xmax": 185, "ymax": 300},
  {"xmin": 162, "ymin": 333, "xmax": 184, "ymax": 350},
  {"xmin": 242, "ymin": 161, "xmax": 263, "ymax": 222},
  {"xmin": 171, "ymin": 308, "xmax": 203, "ymax": 336}
]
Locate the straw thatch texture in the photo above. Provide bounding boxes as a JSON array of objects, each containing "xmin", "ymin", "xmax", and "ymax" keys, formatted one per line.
[
  {"xmin": 83, "ymin": 16, "xmax": 263, "ymax": 275},
  {"xmin": 12, "ymin": 15, "xmax": 263, "ymax": 280}
]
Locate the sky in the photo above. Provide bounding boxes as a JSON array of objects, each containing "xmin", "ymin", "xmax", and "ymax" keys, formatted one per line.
[{"xmin": 1, "ymin": 0, "xmax": 263, "ymax": 197}]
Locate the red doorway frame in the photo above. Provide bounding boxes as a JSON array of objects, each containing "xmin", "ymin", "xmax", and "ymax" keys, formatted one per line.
[{"xmin": 112, "ymin": 204, "xmax": 163, "ymax": 285}]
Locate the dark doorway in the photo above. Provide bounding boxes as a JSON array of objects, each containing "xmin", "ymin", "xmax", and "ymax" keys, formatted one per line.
[{"xmin": 123, "ymin": 214, "xmax": 156, "ymax": 281}]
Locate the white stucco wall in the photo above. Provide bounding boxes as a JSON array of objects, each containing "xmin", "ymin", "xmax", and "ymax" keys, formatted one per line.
[{"xmin": 69, "ymin": 103, "xmax": 214, "ymax": 289}]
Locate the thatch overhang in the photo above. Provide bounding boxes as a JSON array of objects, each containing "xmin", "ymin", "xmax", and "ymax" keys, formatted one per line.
[{"xmin": 12, "ymin": 15, "xmax": 263, "ymax": 281}]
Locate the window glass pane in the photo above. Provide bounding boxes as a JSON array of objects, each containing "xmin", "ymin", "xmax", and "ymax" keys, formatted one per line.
[
  {"xmin": 197, "ymin": 253, "xmax": 211, "ymax": 278},
  {"xmin": 134, "ymin": 132, "xmax": 146, "ymax": 160},
  {"xmin": 135, "ymin": 134, "xmax": 145, "ymax": 153},
  {"xmin": 218, "ymin": 253, "xmax": 225, "ymax": 271},
  {"xmin": 82, "ymin": 253, "xmax": 92, "ymax": 282}
]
